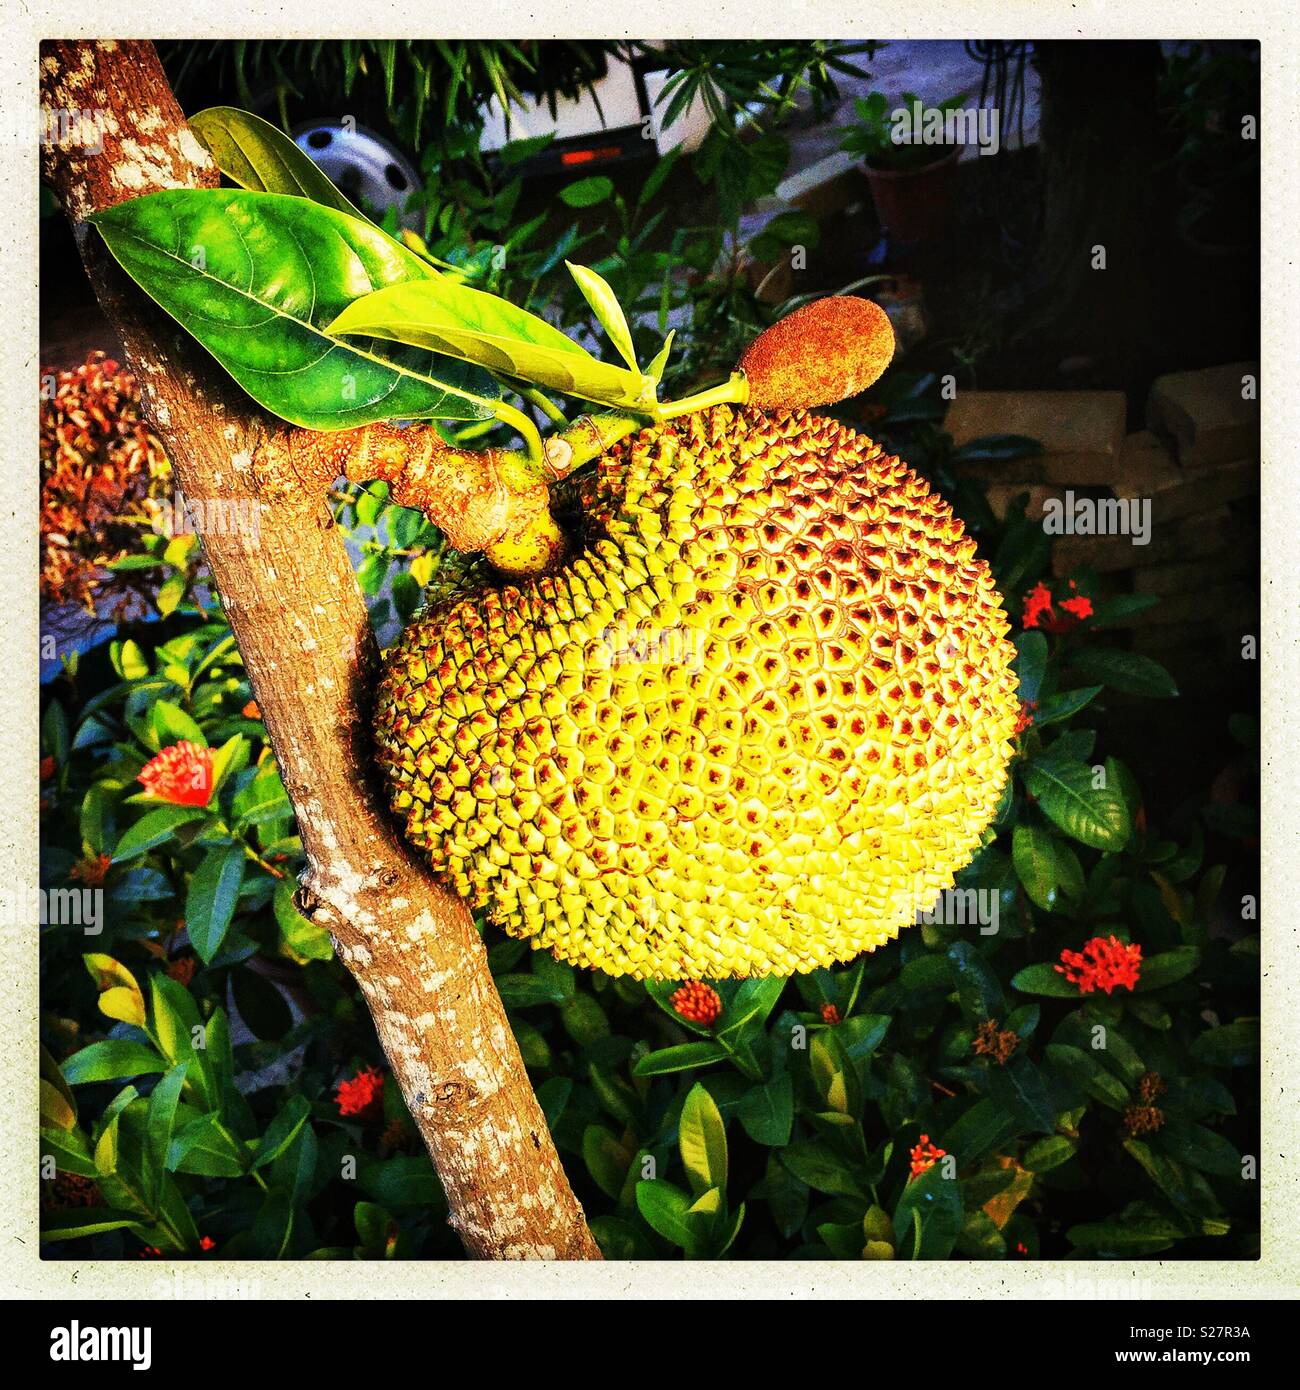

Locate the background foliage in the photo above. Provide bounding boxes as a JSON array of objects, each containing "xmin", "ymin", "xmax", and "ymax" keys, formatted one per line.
[{"xmin": 40, "ymin": 41, "xmax": 1259, "ymax": 1261}]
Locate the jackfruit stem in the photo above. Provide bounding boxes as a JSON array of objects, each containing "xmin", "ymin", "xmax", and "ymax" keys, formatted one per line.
[
  {"xmin": 650, "ymin": 371, "xmax": 751, "ymax": 423},
  {"xmin": 515, "ymin": 385, "xmax": 569, "ymax": 428},
  {"xmin": 489, "ymin": 398, "xmax": 545, "ymax": 470}
]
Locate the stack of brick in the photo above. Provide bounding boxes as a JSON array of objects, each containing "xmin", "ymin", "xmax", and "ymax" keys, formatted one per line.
[{"xmin": 943, "ymin": 365, "xmax": 1259, "ymax": 694}]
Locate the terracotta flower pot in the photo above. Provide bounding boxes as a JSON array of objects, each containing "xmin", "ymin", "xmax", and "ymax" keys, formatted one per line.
[{"xmin": 863, "ymin": 146, "xmax": 960, "ymax": 245}]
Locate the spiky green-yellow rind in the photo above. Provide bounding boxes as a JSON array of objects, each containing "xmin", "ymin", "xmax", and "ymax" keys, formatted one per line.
[{"xmin": 374, "ymin": 406, "xmax": 1019, "ymax": 980}]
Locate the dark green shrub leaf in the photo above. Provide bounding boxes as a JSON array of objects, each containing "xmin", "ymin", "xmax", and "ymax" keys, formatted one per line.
[
  {"xmin": 1013, "ymin": 631, "xmax": 1048, "ymax": 705},
  {"xmin": 251, "ymin": 1095, "xmax": 312, "ymax": 1170},
  {"xmin": 737, "ymin": 1074, "xmax": 794, "ymax": 1147},
  {"xmin": 1012, "ymin": 824, "xmax": 1063, "ymax": 910},
  {"xmin": 185, "ymin": 843, "xmax": 246, "ymax": 963},
  {"xmin": 1022, "ymin": 758, "xmax": 1131, "ymax": 851},
  {"xmin": 112, "ymin": 806, "xmax": 209, "ymax": 862},
  {"xmin": 893, "ymin": 1165, "xmax": 963, "ymax": 1260},
  {"xmin": 632, "ymin": 1042, "xmax": 728, "ymax": 1076},
  {"xmin": 62, "ymin": 1041, "xmax": 165, "ymax": 1086},
  {"xmin": 1190, "ymin": 1020, "xmax": 1259, "ymax": 1068},
  {"xmin": 1066, "ymin": 647, "xmax": 1179, "ymax": 698},
  {"xmin": 779, "ymin": 1140, "xmax": 866, "ymax": 1198},
  {"xmin": 1135, "ymin": 945, "xmax": 1201, "ymax": 993}
]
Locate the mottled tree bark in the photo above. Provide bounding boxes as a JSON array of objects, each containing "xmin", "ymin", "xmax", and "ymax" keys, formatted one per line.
[{"xmin": 40, "ymin": 38, "xmax": 600, "ymax": 1260}]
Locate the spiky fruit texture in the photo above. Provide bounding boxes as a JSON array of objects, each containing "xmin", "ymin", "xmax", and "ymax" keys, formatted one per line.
[{"xmin": 375, "ymin": 406, "xmax": 1019, "ymax": 980}]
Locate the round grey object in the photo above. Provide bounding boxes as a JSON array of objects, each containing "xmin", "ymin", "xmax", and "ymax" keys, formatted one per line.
[{"xmin": 292, "ymin": 121, "xmax": 423, "ymax": 228}]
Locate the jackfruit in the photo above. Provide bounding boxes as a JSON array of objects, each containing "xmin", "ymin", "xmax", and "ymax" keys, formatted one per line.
[{"xmin": 374, "ymin": 405, "xmax": 1019, "ymax": 980}]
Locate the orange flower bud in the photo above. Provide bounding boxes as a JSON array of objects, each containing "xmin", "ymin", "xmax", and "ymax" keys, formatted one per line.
[{"xmin": 739, "ymin": 297, "xmax": 895, "ymax": 410}]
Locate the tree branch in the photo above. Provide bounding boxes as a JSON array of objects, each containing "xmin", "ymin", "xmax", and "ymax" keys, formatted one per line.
[{"xmin": 41, "ymin": 38, "xmax": 600, "ymax": 1260}]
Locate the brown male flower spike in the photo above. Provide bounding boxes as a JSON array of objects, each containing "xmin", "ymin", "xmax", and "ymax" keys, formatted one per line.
[{"xmin": 739, "ymin": 296, "xmax": 896, "ymax": 410}]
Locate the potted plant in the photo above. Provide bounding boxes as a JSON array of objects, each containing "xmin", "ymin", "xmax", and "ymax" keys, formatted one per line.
[{"xmin": 839, "ymin": 89, "xmax": 970, "ymax": 245}]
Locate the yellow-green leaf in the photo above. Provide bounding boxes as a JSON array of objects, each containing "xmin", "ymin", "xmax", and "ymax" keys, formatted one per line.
[
  {"xmin": 189, "ymin": 106, "xmax": 366, "ymax": 220},
  {"xmin": 566, "ymin": 260, "xmax": 639, "ymax": 372},
  {"xmin": 40, "ymin": 1078, "xmax": 77, "ymax": 1131},
  {"xmin": 83, "ymin": 954, "xmax": 146, "ymax": 1028},
  {"xmin": 678, "ymin": 1082, "xmax": 728, "ymax": 1199},
  {"xmin": 327, "ymin": 279, "xmax": 652, "ymax": 410}
]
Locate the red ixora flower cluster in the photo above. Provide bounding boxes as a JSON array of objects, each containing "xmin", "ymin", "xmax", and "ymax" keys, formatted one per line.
[
  {"xmin": 671, "ymin": 981, "xmax": 723, "ymax": 1027},
  {"xmin": 820, "ymin": 1003, "xmax": 842, "ymax": 1026},
  {"xmin": 1013, "ymin": 700, "xmax": 1038, "ymax": 735},
  {"xmin": 336, "ymin": 1065, "xmax": 385, "ymax": 1119},
  {"xmin": 909, "ymin": 1134, "xmax": 947, "ymax": 1181},
  {"xmin": 137, "ymin": 741, "xmax": 213, "ymax": 807},
  {"xmin": 1022, "ymin": 579, "xmax": 1094, "ymax": 633},
  {"xmin": 1055, "ymin": 935, "xmax": 1142, "ymax": 995}
]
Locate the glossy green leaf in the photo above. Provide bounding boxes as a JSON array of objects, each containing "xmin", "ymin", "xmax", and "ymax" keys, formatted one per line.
[
  {"xmin": 1013, "ymin": 630, "xmax": 1048, "ymax": 705},
  {"xmin": 327, "ymin": 278, "xmax": 651, "ymax": 409},
  {"xmin": 737, "ymin": 1074, "xmax": 794, "ymax": 1147},
  {"xmin": 1135, "ymin": 945, "xmax": 1201, "ymax": 992},
  {"xmin": 1012, "ymin": 824, "xmax": 1062, "ymax": 911},
  {"xmin": 185, "ymin": 843, "xmax": 246, "ymax": 963},
  {"xmin": 168, "ymin": 1113, "xmax": 247, "ymax": 1177},
  {"xmin": 635, "ymin": 1179, "xmax": 694, "ymax": 1249},
  {"xmin": 1033, "ymin": 685, "xmax": 1103, "ymax": 726},
  {"xmin": 144, "ymin": 1063, "xmax": 189, "ymax": 1204},
  {"xmin": 893, "ymin": 1163, "xmax": 963, "ymax": 1259},
  {"xmin": 1022, "ymin": 757, "xmax": 1131, "ymax": 851},
  {"xmin": 189, "ymin": 106, "xmax": 365, "ymax": 219},
  {"xmin": 632, "ymin": 1042, "xmax": 728, "ymax": 1076},
  {"xmin": 559, "ymin": 175, "xmax": 614, "ymax": 207},
  {"xmin": 1023, "ymin": 1135, "xmax": 1078, "ymax": 1172},
  {"xmin": 779, "ymin": 1139, "xmax": 866, "ymax": 1198},
  {"xmin": 112, "ymin": 805, "xmax": 209, "ymax": 862},
  {"xmin": 251, "ymin": 1095, "xmax": 312, "ymax": 1170},
  {"xmin": 62, "ymin": 1041, "xmax": 166, "ymax": 1086},
  {"xmin": 91, "ymin": 189, "xmax": 498, "ymax": 429},
  {"xmin": 1010, "ymin": 962, "xmax": 1080, "ymax": 997},
  {"xmin": 1045, "ymin": 1043, "xmax": 1130, "ymax": 1109}
]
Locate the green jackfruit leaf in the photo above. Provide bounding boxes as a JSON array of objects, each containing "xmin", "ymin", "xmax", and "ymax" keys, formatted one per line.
[
  {"xmin": 327, "ymin": 278, "xmax": 652, "ymax": 410},
  {"xmin": 189, "ymin": 106, "xmax": 365, "ymax": 220},
  {"xmin": 91, "ymin": 189, "xmax": 500, "ymax": 430}
]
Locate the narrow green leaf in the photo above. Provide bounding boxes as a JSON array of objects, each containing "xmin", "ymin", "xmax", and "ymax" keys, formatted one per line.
[
  {"xmin": 185, "ymin": 843, "xmax": 246, "ymax": 963},
  {"xmin": 112, "ymin": 806, "xmax": 209, "ymax": 862},
  {"xmin": 190, "ymin": 106, "xmax": 367, "ymax": 218},
  {"xmin": 62, "ymin": 1041, "xmax": 166, "ymax": 1086},
  {"xmin": 632, "ymin": 1042, "xmax": 728, "ymax": 1076},
  {"xmin": 145, "ymin": 1063, "xmax": 189, "ymax": 1202},
  {"xmin": 251, "ymin": 1094, "xmax": 313, "ymax": 1169},
  {"xmin": 1067, "ymin": 646, "xmax": 1179, "ymax": 698},
  {"xmin": 328, "ymin": 279, "xmax": 651, "ymax": 410},
  {"xmin": 567, "ymin": 260, "xmax": 639, "ymax": 371}
]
